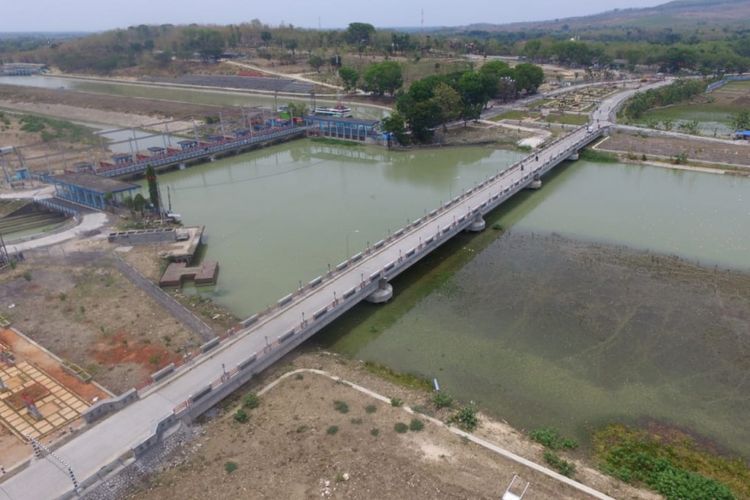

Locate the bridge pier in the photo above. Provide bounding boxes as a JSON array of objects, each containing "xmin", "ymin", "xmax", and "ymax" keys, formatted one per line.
[
  {"xmin": 209, "ymin": 155, "xmax": 217, "ymax": 162},
  {"xmin": 567, "ymin": 152, "xmax": 580, "ymax": 161},
  {"xmin": 179, "ymin": 163, "xmax": 186, "ymax": 170},
  {"xmin": 466, "ymin": 213, "xmax": 486, "ymax": 233},
  {"xmin": 527, "ymin": 179, "xmax": 543, "ymax": 190},
  {"xmin": 366, "ymin": 279, "xmax": 393, "ymax": 304}
]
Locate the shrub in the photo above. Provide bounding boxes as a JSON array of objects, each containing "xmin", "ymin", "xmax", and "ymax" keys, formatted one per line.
[
  {"xmin": 529, "ymin": 427, "xmax": 578, "ymax": 450},
  {"xmin": 224, "ymin": 461, "xmax": 238, "ymax": 474},
  {"xmin": 449, "ymin": 404, "xmax": 478, "ymax": 432},
  {"xmin": 233, "ymin": 409, "xmax": 248, "ymax": 423},
  {"xmin": 350, "ymin": 418, "xmax": 363, "ymax": 425},
  {"xmin": 22, "ymin": 270, "xmax": 32, "ymax": 281},
  {"xmin": 365, "ymin": 404, "xmax": 377, "ymax": 414},
  {"xmin": 370, "ymin": 428, "xmax": 380, "ymax": 437},
  {"xmin": 432, "ymin": 392, "xmax": 454, "ymax": 409},
  {"xmin": 390, "ymin": 397, "xmax": 403, "ymax": 407},
  {"xmin": 544, "ymin": 451, "xmax": 576, "ymax": 478},
  {"xmin": 394, "ymin": 422, "xmax": 409, "ymax": 434},
  {"xmin": 326, "ymin": 425, "xmax": 339, "ymax": 435},
  {"xmin": 333, "ymin": 400, "xmax": 349, "ymax": 414},
  {"xmin": 243, "ymin": 393, "xmax": 260, "ymax": 409},
  {"xmin": 409, "ymin": 418, "xmax": 425, "ymax": 432}
]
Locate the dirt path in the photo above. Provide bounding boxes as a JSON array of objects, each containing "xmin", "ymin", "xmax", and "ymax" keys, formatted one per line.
[{"xmin": 224, "ymin": 60, "xmax": 344, "ymax": 91}]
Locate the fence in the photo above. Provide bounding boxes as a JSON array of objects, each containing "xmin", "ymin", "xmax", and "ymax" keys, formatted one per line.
[{"xmin": 706, "ymin": 74, "xmax": 750, "ymax": 93}]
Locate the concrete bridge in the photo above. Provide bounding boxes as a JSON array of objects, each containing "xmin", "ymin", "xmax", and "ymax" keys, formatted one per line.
[{"xmin": 0, "ymin": 82, "xmax": 665, "ymax": 500}]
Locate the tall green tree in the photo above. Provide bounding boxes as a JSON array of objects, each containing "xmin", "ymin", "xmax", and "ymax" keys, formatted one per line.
[
  {"xmin": 513, "ymin": 63, "xmax": 544, "ymax": 94},
  {"xmin": 431, "ymin": 83, "xmax": 463, "ymax": 130},
  {"xmin": 339, "ymin": 66, "xmax": 359, "ymax": 91},
  {"xmin": 381, "ymin": 112, "xmax": 408, "ymax": 145},
  {"xmin": 145, "ymin": 165, "xmax": 160, "ymax": 212},
  {"xmin": 363, "ymin": 61, "xmax": 403, "ymax": 96},
  {"xmin": 345, "ymin": 23, "xmax": 376, "ymax": 46}
]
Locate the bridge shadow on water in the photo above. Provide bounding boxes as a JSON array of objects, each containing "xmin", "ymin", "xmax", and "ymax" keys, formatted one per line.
[{"xmin": 311, "ymin": 159, "xmax": 578, "ymax": 354}]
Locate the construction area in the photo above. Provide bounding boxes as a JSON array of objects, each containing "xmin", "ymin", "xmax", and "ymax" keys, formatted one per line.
[{"xmin": 0, "ymin": 327, "xmax": 110, "ymax": 470}]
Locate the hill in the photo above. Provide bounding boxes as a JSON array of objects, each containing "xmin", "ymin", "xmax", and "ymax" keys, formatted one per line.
[{"xmin": 456, "ymin": 0, "xmax": 750, "ymax": 34}]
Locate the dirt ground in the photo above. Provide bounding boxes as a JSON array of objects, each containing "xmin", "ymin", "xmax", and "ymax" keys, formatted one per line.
[
  {"xmin": 598, "ymin": 132, "xmax": 750, "ymax": 167},
  {"xmin": 435, "ymin": 122, "xmax": 529, "ymax": 148},
  {"xmin": 127, "ymin": 351, "xmax": 655, "ymax": 500},
  {"xmin": 0, "ymin": 84, "xmax": 223, "ymax": 122},
  {"xmin": 0, "ymin": 253, "xmax": 203, "ymax": 394}
]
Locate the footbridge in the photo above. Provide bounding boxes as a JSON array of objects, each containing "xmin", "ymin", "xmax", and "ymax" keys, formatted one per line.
[{"xmin": 0, "ymin": 82, "xmax": 664, "ymax": 500}]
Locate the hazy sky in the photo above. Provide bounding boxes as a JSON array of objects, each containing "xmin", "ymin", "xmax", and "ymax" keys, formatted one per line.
[{"xmin": 4, "ymin": 0, "xmax": 667, "ymax": 32}]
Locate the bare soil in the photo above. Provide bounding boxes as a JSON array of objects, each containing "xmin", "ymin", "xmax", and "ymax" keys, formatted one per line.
[
  {"xmin": 0, "ymin": 84, "xmax": 222, "ymax": 121},
  {"xmin": 127, "ymin": 351, "xmax": 655, "ymax": 500},
  {"xmin": 0, "ymin": 253, "xmax": 203, "ymax": 394},
  {"xmin": 599, "ymin": 132, "xmax": 750, "ymax": 167}
]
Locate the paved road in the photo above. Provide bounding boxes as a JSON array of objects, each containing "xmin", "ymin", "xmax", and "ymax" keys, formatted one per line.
[{"xmin": 0, "ymin": 81, "xmax": 668, "ymax": 500}]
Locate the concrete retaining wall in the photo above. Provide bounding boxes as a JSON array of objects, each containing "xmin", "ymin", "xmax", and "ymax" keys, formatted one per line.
[
  {"xmin": 108, "ymin": 228, "xmax": 176, "ymax": 245},
  {"xmin": 82, "ymin": 389, "xmax": 139, "ymax": 424}
]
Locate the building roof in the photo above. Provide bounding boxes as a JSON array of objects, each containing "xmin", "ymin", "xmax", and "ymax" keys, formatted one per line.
[
  {"xmin": 51, "ymin": 173, "xmax": 139, "ymax": 194},
  {"xmin": 306, "ymin": 116, "xmax": 380, "ymax": 127}
]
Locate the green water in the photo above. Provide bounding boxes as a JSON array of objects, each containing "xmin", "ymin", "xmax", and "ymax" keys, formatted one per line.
[
  {"xmin": 0, "ymin": 76, "xmax": 386, "ymax": 120},
  {"xmin": 142, "ymin": 138, "xmax": 749, "ymax": 458},
  {"xmin": 317, "ymin": 161, "xmax": 750, "ymax": 458},
  {"xmin": 153, "ymin": 140, "xmax": 522, "ymax": 314}
]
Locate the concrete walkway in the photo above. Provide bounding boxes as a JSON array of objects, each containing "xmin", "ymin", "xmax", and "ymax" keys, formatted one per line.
[{"xmin": 6, "ymin": 212, "xmax": 108, "ymax": 254}]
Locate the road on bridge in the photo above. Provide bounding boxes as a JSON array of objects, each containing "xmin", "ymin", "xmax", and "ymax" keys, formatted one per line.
[{"xmin": 0, "ymin": 80, "xmax": 670, "ymax": 500}]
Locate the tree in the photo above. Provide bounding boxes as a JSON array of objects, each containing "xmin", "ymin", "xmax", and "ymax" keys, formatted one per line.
[
  {"xmin": 363, "ymin": 61, "xmax": 403, "ymax": 96},
  {"xmin": 145, "ymin": 165, "xmax": 160, "ymax": 212},
  {"xmin": 132, "ymin": 193, "xmax": 147, "ymax": 216},
  {"xmin": 731, "ymin": 110, "xmax": 750, "ymax": 131},
  {"xmin": 457, "ymin": 71, "xmax": 486, "ymax": 123},
  {"xmin": 513, "ymin": 63, "xmax": 544, "ymax": 94},
  {"xmin": 345, "ymin": 22, "xmax": 376, "ymax": 46},
  {"xmin": 181, "ymin": 28, "xmax": 224, "ymax": 60},
  {"xmin": 286, "ymin": 102, "xmax": 307, "ymax": 118},
  {"xmin": 308, "ymin": 54, "xmax": 324, "ymax": 73},
  {"xmin": 260, "ymin": 31, "xmax": 272, "ymax": 46},
  {"xmin": 339, "ymin": 66, "xmax": 359, "ymax": 91},
  {"xmin": 431, "ymin": 83, "xmax": 463, "ymax": 130},
  {"xmin": 381, "ymin": 112, "xmax": 408, "ymax": 145},
  {"xmin": 406, "ymin": 100, "xmax": 441, "ymax": 142}
]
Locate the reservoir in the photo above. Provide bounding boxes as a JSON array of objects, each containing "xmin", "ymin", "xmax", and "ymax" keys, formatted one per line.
[{"xmin": 155, "ymin": 141, "xmax": 749, "ymax": 458}]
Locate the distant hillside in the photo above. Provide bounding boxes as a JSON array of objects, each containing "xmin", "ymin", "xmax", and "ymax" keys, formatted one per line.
[{"xmin": 457, "ymin": 0, "xmax": 750, "ymax": 33}]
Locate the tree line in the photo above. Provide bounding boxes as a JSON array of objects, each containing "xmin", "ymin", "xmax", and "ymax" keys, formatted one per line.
[{"xmin": 622, "ymin": 79, "xmax": 708, "ymax": 120}]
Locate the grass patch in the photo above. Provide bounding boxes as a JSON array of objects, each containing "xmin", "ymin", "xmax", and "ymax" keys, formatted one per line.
[
  {"xmin": 364, "ymin": 404, "xmax": 377, "ymax": 414},
  {"xmin": 364, "ymin": 361, "xmax": 432, "ymax": 391},
  {"xmin": 580, "ymin": 149, "xmax": 618, "ymax": 163},
  {"xmin": 594, "ymin": 424, "xmax": 743, "ymax": 499},
  {"xmin": 449, "ymin": 404, "xmax": 478, "ymax": 432},
  {"xmin": 350, "ymin": 417, "xmax": 363, "ymax": 425},
  {"xmin": 326, "ymin": 425, "xmax": 339, "ymax": 435},
  {"xmin": 409, "ymin": 418, "xmax": 425, "ymax": 432},
  {"xmin": 18, "ymin": 114, "xmax": 100, "ymax": 145},
  {"xmin": 394, "ymin": 422, "xmax": 409, "ymax": 434},
  {"xmin": 529, "ymin": 427, "xmax": 578, "ymax": 450},
  {"xmin": 310, "ymin": 137, "xmax": 363, "ymax": 147},
  {"xmin": 224, "ymin": 461, "xmax": 238, "ymax": 474},
  {"xmin": 490, "ymin": 109, "xmax": 529, "ymax": 122},
  {"xmin": 544, "ymin": 113, "xmax": 589, "ymax": 126},
  {"xmin": 544, "ymin": 451, "xmax": 576, "ymax": 478},
  {"xmin": 233, "ymin": 409, "xmax": 249, "ymax": 423},
  {"xmin": 432, "ymin": 392, "xmax": 454, "ymax": 410},
  {"xmin": 390, "ymin": 397, "xmax": 403, "ymax": 407},
  {"xmin": 243, "ymin": 393, "xmax": 260, "ymax": 409},
  {"xmin": 333, "ymin": 400, "xmax": 349, "ymax": 414},
  {"xmin": 370, "ymin": 428, "xmax": 380, "ymax": 437}
]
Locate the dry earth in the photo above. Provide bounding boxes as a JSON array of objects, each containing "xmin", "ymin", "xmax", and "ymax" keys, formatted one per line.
[
  {"xmin": 599, "ymin": 132, "xmax": 750, "ymax": 168},
  {"xmin": 0, "ymin": 253, "xmax": 202, "ymax": 394},
  {"xmin": 127, "ymin": 351, "xmax": 656, "ymax": 500}
]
